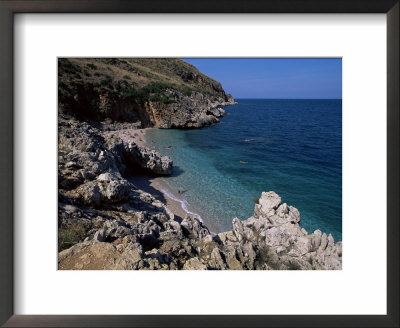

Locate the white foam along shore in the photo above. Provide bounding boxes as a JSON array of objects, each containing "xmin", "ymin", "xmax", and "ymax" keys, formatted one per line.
[
  {"xmin": 151, "ymin": 179, "xmax": 205, "ymax": 222},
  {"xmin": 150, "ymin": 177, "xmax": 223, "ymax": 233}
]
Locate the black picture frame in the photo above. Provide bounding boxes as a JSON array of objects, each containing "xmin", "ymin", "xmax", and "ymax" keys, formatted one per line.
[{"xmin": 0, "ymin": 1, "xmax": 398, "ymax": 327}]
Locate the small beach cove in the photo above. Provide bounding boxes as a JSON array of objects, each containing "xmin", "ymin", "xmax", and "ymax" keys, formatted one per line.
[
  {"xmin": 104, "ymin": 126, "xmax": 220, "ymax": 231},
  {"xmin": 141, "ymin": 99, "xmax": 342, "ymax": 241},
  {"xmin": 104, "ymin": 99, "xmax": 342, "ymax": 242}
]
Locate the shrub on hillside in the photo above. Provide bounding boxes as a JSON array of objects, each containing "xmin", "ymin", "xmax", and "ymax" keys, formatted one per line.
[{"xmin": 86, "ymin": 63, "xmax": 97, "ymax": 70}]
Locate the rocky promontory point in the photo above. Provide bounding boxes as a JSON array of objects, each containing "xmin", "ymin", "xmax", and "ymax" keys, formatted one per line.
[
  {"xmin": 58, "ymin": 58, "xmax": 236, "ymax": 129},
  {"xmin": 58, "ymin": 58, "xmax": 341, "ymax": 270}
]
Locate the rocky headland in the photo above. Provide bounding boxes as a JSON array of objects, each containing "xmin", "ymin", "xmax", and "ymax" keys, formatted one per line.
[
  {"xmin": 58, "ymin": 58, "xmax": 236, "ymax": 128},
  {"xmin": 58, "ymin": 58, "xmax": 342, "ymax": 270}
]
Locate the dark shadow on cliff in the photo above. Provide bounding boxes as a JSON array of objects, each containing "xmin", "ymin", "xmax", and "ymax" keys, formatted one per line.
[
  {"xmin": 126, "ymin": 170, "xmax": 185, "ymax": 223},
  {"xmin": 127, "ymin": 164, "xmax": 185, "ymax": 196},
  {"xmin": 127, "ymin": 173, "xmax": 167, "ymax": 202}
]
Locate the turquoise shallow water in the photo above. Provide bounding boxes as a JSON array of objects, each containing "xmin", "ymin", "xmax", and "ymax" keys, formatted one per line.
[{"xmin": 146, "ymin": 99, "xmax": 342, "ymax": 241}]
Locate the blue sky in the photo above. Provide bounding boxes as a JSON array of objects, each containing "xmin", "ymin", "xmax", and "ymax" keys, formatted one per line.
[{"xmin": 182, "ymin": 58, "xmax": 342, "ymax": 99}]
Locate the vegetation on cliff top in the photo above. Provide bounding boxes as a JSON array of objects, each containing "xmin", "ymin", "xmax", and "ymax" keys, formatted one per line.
[{"xmin": 58, "ymin": 58, "xmax": 229, "ymax": 120}]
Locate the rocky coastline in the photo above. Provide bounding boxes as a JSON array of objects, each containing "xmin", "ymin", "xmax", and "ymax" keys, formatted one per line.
[
  {"xmin": 58, "ymin": 114, "xmax": 342, "ymax": 270},
  {"xmin": 58, "ymin": 58, "xmax": 237, "ymax": 129},
  {"xmin": 58, "ymin": 58, "xmax": 341, "ymax": 270}
]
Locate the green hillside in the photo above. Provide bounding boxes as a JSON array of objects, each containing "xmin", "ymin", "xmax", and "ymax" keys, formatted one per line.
[{"xmin": 58, "ymin": 58, "xmax": 227, "ymax": 107}]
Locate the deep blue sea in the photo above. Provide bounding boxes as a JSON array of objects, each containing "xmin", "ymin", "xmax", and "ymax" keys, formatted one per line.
[{"xmin": 146, "ymin": 99, "xmax": 342, "ymax": 241}]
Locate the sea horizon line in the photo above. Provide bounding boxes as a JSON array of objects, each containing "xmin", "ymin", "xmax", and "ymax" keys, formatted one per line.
[{"xmin": 233, "ymin": 98, "xmax": 342, "ymax": 100}]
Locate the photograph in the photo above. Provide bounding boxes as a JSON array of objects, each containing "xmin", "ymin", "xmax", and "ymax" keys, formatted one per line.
[
  {"xmin": 57, "ymin": 57, "xmax": 342, "ymax": 270},
  {"xmin": 1, "ymin": 0, "xmax": 397, "ymax": 324}
]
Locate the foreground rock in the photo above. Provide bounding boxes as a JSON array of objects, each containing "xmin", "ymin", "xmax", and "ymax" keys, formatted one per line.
[{"xmin": 59, "ymin": 191, "xmax": 342, "ymax": 270}]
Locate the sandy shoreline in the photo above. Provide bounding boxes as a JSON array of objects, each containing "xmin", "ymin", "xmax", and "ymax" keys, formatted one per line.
[
  {"xmin": 148, "ymin": 175, "xmax": 221, "ymax": 233},
  {"xmin": 147, "ymin": 179, "xmax": 192, "ymax": 221},
  {"xmin": 108, "ymin": 127, "xmax": 206, "ymax": 224},
  {"xmin": 136, "ymin": 129, "xmax": 197, "ymax": 221},
  {"xmin": 137, "ymin": 174, "xmax": 221, "ymax": 232},
  {"xmin": 104, "ymin": 127, "xmax": 151, "ymax": 148},
  {"xmin": 106, "ymin": 126, "xmax": 221, "ymax": 232},
  {"xmin": 127, "ymin": 170, "xmax": 189, "ymax": 221}
]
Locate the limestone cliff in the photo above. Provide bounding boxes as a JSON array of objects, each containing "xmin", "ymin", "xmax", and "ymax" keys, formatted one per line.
[{"xmin": 58, "ymin": 58, "xmax": 236, "ymax": 128}]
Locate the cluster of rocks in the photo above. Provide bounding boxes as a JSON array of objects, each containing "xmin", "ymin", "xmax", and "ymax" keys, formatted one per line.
[
  {"xmin": 58, "ymin": 116, "xmax": 342, "ymax": 270},
  {"xmin": 100, "ymin": 120, "xmax": 142, "ymax": 131},
  {"xmin": 59, "ymin": 115, "xmax": 172, "ymax": 191},
  {"xmin": 144, "ymin": 90, "xmax": 237, "ymax": 129}
]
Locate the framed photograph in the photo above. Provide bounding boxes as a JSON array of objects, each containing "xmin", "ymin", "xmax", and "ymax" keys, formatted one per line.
[{"xmin": 0, "ymin": 0, "xmax": 398, "ymax": 327}]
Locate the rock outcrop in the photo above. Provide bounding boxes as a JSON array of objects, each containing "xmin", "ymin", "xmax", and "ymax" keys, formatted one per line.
[
  {"xmin": 58, "ymin": 115, "xmax": 172, "ymax": 185},
  {"xmin": 58, "ymin": 117, "xmax": 342, "ymax": 270},
  {"xmin": 58, "ymin": 58, "xmax": 237, "ymax": 128},
  {"xmin": 146, "ymin": 90, "xmax": 236, "ymax": 128},
  {"xmin": 123, "ymin": 141, "xmax": 173, "ymax": 175}
]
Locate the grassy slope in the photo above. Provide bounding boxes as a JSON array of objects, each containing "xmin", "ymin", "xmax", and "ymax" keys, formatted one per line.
[
  {"xmin": 59, "ymin": 58, "xmax": 225, "ymax": 100},
  {"xmin": 58, "ymin": 58, "xmax": 229, "ymax": 121}
]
